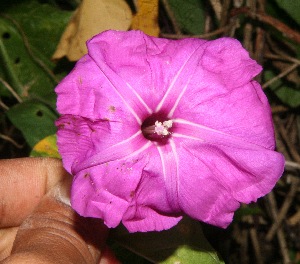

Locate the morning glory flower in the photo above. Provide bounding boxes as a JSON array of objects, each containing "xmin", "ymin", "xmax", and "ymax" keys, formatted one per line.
[{"xmin": 55, "ymin": 30, "xmax": 285, "ymax": 233}]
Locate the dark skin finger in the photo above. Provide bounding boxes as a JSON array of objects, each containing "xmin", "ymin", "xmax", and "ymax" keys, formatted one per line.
[
  {"xmin": 0, "ymin": 158, "xmax": 118, "ymax": 264},
  {"xmin": 0, "ymin": 158, "xmax": 68, "ymax": 228}
]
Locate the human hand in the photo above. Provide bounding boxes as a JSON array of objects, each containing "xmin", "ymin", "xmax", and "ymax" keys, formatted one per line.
[{"xmin": 0, "ymin": 158, "xmax": 119, "ymax": 264}]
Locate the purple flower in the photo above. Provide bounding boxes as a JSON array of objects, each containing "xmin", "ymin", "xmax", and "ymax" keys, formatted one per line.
[{"xmin": 55, "ymin": 30, "xmax": 285, "ymax": 232}]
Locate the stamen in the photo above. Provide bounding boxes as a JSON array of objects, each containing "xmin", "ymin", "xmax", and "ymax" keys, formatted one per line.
[{"xmin": 142, "ymin": 120, "xmax": 173, "ymax": 137}]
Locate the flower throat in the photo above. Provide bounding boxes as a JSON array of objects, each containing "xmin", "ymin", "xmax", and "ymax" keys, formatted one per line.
[{"xmin": 141, "ymin": 113, "xmax": 173, "ymax": 142}]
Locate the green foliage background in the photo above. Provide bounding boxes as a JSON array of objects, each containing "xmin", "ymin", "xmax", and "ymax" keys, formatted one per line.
[{"xmin": 1, "ymin": 0, "xmax": 300, "ymax": 263}]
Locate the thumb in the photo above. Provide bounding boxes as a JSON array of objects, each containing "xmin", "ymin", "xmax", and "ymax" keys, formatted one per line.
[{"xmin": 1, "ymin": 176, "xmax": 109, "ymax": 264}]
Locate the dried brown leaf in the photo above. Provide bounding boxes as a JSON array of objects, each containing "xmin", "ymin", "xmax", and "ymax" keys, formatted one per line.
[
  {"xmin": 52, "ymin": 0, "xmax": 132, "ymax": 61},
  {"xmin": 131, "ymin": 0, "xmax": 159, "ymax": 37}
]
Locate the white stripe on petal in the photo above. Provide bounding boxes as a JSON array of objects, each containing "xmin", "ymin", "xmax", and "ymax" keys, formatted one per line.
[
  {"xmin": 126, "ymin": 82, "xmax": 153, "ymax": 115},
  {"xmin": 173, "ymin": 118, "xmax": 262, "ymax": 150},
  {"xmin": 155, "ymin": 140, "xmax": 180, "ymax": 211},
  {"xmin": 73, "ymin": 131, "xmax": 150, "ymax": 173},
  {"xmin": 155, "ymin": 45, "xmax": 203, "ymax": 116}
]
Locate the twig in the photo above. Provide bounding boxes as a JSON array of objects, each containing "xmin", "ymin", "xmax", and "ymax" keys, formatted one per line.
[
  {"xmin": 285, "ymin": 160, "xmax": 300, "ymax": 170},
  {"xmin": 0, "ymin": 134, "xmax": 23, "ymax": 148},
  {"xmin": 161, "ymin": 0, "xmax": 181, "ymax": 34},
  {"xmin": 254, "ymin": 27, "xmax": 265, "ymax": 66},
  {"xmin": 275, "ymin": 116, "xmax": 300, "ymax": 162},
  {"xmin": 0, "ymin": 98, "xmax": 9, "ymax": 110},
  {"xmin": 254, "ymin": 0, "xmax": 266, "ymax": 66},
  {"xmin": 233, "ymin": 0, "xmax": 243, "ymax": 8},
  {"xmin": 271, "ymin": 105, "xmax": 288, "ymax": 113},
  {"xmin": 250, "ymin": 227, "xmax": 264, "ymax": 264},
  {"xmin": 209, "ymin": 0, "xmax": 222, "ymax": 21},
  {"xmin": 231, "ymin": 7, "xmax": 300, "ymax": 44},
  {"xmin": 248, "ymin": 216, "xmax": 264, "ymax": 264},
  {"xmin": 266, "ymin": 34, "xmax": 299, "ymax": 61},
  {"xmin": 264, "ymin": 53, "xmax": 300, "ymax": 65},
  {"xmin": 243, "ymin": 0, "xmax": 257, "ymax": 55},
  {"xmin": 242, "ymin": 203, "xmax": 264, "ymax": 263},
  {"xmin": 286, "ymin": 114, "xmax": 295, "ymax": 133},
  {"xmin": 220, "ymin": 0, "xmax": 231, "ymax": 27},
  {"xmin": 160, "ymin": 24, "xmax": 232, "ymax": 39},
  {"xmin": 262, "ymin": 63, "xmax": 299, "ymax": 89},
  {"xmin": 256, "ymin": 0, "xmax": 267, "ymax": 63},
  {"xmin": 0, "ymin": 77, "xmax": 22, "ymax": 103},
  {"xmin": 240, "ymin": 228, "xmax": 249, "ymax": 264},
  {"xmin": 267, "ymin": 192, "xmax": 291, "ymax": 264},
  {"xmin": 277, "ymin": 228, "xmax": 291, "ymax": 264},
  {"xmin": 257, "ymin": 0, "xmax": 266, "ymax": 11},
  {"xmin": 268, "ymin": 116, "xmax": 300, "ymax": 263},
  {"xmin": 266, "ymin": 177, "xmax": 300, "ymax": 241},
  {"xmin": 288, "ymin": 210, "xmax": 300, "ymax": 226}
]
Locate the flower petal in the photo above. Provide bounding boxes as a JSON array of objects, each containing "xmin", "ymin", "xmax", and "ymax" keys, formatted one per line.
[
  {"xmin": 86, "ymin": 30, "xmax": 207, "ymax": 112},
  {"xmin": 177, "ymin": 145, "xmax": 241, "ymax": 228},
  {"xmin": 121, "ymin": 146, "xmax": 182, "ymax": 232},
  {"xmin": 171, "ymin": 127, "xmax": 284, "ymax": 227},
  {"xmin": 201, "ymin": 38, "xmax": 262, "ymax": 88},
  {"xmin": 155, "ymin": 140, "xmax": 180, "ymax": 211},
  {"xmin": 122, "ymin": 170, "xmax": 182, "ymax": 232},
  {"xmin": 173, "ymin": 81, "xmax": 275, "ymax": 150},
  {"xmin": 55, "ymin": 54, "xmax": 140, "ymax": 126},
  {"xmin": 123, "ymin": 205, "xmax": 182, "ymax": 233},
  {"xmin": 72, "ymin": 131, "xmax": 151, "ymax": 174},
  {"xmin": 56, "ymin": 115, "xmax": 146, "ymax": 173},
  {"xmin": 173, "ymin": 120, "xmax": 284, "ymax": 203},
  {"xmin": 71, "ymin": 156, "xmax": 146, "ymax": 228},
  {"xmin": 154, "ymin": 44, "xmax": 205, "ymax": 116},
  {"xmin": 55, "ymin": 31, "xmax": 284, "ymax": 232},
  {"xmin": 56, "ymin": 115, "xmax": 99, "ymax": 173}
]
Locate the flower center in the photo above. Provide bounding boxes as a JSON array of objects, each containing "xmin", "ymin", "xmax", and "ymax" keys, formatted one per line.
[
  {"xmin": 143, "ymin": 120, "xmax": 173, "ymax": 136},
  {"xmin": 141, "ymin": 113, "xmax": 173, "ymax": 142}
]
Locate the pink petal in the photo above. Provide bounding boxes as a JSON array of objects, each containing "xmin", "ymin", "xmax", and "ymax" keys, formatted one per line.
[
  {"xmin": 173, "ymin": 81, "xmax": 276, "ymax": 150},
  {"xmin": 72, "ymin": 131, "xmax": 151, "ymax": 174},
  {"xmin": 171, "ymin": 127, "xmax": 284, "ymax": 227},
  {"xmin": 71, "ymin": 157, "xmax": 146, "ymax": 228},
  {"xmin": 87, "ymin": 30, "xmax": 207, "ymax": 112},
  {"xmin": 55, "ymin": 54, "xmax": 140, "ymax": 128},
  {"xmin": 55, "ymin": 30, "xmax": 284, "ymax": 232},
  {"xmin": 56, "ymin": 115, "xmax": 148, "ymax": 173},
  {"xmin": 123, "ymin": 206, "xmax": 182, "ymax": 233},
  {"xmin": 122, "ymin": 146, "xmax": 182, "ymax": 232},
  {"xmin": 201, "ymin": 37, "xmax": 262, "ymax": 88},
  {"xmin": 177, "ymin": 149, "xmax": 241, "ymax": 228},
  {"xmin": 56, "ymin": 115, "xmax": 99, "ymax": 172}
]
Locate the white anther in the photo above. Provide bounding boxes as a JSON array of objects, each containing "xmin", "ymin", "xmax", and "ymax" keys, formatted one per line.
[
  {"xmin": 163, "ymin": 120, "xmax": 173, "ymax": 129},
  {"xmin": 154, "ymin": 120, "xmax": 173, "ymax": 136}
]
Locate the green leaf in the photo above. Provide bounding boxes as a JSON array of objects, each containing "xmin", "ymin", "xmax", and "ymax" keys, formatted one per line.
[
  {"xmin": 111, "ymin": 217, "xmax": 224, "ymax": 264},
  {"xmin": 30, "ymin": 134, "xmax": 60, "ymax": 158},
  {"xmin": 265, "ymin": 70, "xmax": 300, "ymax": 108},
  {"xmin": 6, "ymin": 101, "xmax": 57, "ymax": 147},
  {"xmin": 0, "ymin": 0, "xmax": 72, "ymax": 108},
  {"xmin": 1, "ymin": 0, "xmax": 73, "ymax": 58},
  {"xmin": 274, "ymin": 0, "xmax": 300, "ymax": 26},
  {"xmin": 0, "ymin": 18, "xmax": 26, "ymax": 97},
  {"xmin": 167, "ymin": 0, "xmax": 205, "ymax": 35},
  {"xmin": 161, "ymin": 245, "xmax": 222, "ymax": 264},
  {"xmin": 0, "ymin": 18, "xmax": 57, "ymax": 108}
]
